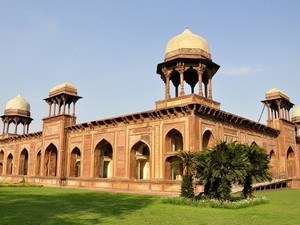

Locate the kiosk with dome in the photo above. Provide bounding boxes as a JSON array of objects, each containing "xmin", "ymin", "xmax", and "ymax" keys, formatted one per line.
[{"xmin": 0, "ymin": 29, "xmax": 299, "ymax": 193}]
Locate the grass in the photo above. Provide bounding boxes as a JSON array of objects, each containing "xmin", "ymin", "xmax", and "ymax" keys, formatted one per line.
[{"xmin": 0, "ymin": 185, "xmax": 299, "ymax": 225}]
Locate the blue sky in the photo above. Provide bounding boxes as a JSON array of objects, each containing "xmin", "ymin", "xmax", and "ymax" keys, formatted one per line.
[{"xmin": 0, "ymin": 0, "xmax": 300, "ymax": 132}]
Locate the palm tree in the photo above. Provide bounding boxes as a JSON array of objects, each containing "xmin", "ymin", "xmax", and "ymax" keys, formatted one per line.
[
  {"xmin": 240, "ymin": 143, "xmax": 272, "ymax": 199},
  {"xmin": 198, "ymin": 141, "xmax": 249, "ymax": 201},
  {"xmin": 172, "ymin": 150, "xmax": 201, "ymax": 198}
]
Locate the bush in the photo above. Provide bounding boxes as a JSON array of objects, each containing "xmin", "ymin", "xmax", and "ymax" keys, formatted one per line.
[{"xmin": 161, "ymin": 196, "xmax": 270, "ymax": 209}]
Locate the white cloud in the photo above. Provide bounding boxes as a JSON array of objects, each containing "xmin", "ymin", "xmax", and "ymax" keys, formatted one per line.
[{"xmin": 220, "ymin": 65, "xmax": 264, "ymax": 76}]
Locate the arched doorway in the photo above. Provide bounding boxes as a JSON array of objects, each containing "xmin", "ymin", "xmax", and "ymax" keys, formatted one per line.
[
  {"xmin": 130, "ymin": 141, "xmax": 150, "ymax": 179},
  {"xmin": 94, "ymin": 140, "xmax": 113, "ymax": 178},
  {"xmin": 44, "ymin": 143, "xmax": 58, "ymax": 176},
  {"xmin": 19, "ymin": 149, "xmax": 29, "ymax": 175},
  {"xmin": 0, "ymin": 150, "xmax": 4, "ymax": 175},
  {"xmin": 269, "ymin": 150, "xmax": 277, "ymax": 177},
  {"xmin": 165, "ymin": 129, "xmax": 183, "ymax": 152},
  {"xmin": 6, "ymin": 154, "xmax": 13, "ymax": 175},
  {"xmin": 165, "ymin": 156, "xmax": 181, "ymax": 180},
  {"xmin": 202, "ymin": 130, "xmax": 214, "ymax": 149},
  {"xmin": 287, "ymin": 147, "xmax": 296, "ymax": 178},
  {"xmin": 70, "ymin": 147, "xmax": 81, "ymax": 177},
  {"xmin": 35, "ymin": 151, "xmax": 41, "ymax": 176}
]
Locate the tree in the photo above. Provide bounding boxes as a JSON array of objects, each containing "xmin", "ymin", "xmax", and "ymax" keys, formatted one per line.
[
  {"xmin": 172, "ymin": 150, "xmax": 200, "ymax": 198},
  {"xmin": 240, "ymin": 143, "xmax": 272, "ymax": 199},
  {"xmin": 198, "ymin": 141, "xmax": 249, "ymax": 202}
]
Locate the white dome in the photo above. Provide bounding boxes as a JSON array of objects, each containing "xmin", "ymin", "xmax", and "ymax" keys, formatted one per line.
[
  {"xmin": 165, "ymin": 28, "xmax": 211, "ymax": 61},
  {"xmin": 5, "ymin": 94, "xmax": 30, "ymax": 112},
  {"xmin": 292, "ymin": 104, "xmax": 300, "ymax": 118},
  {"xmin": 49, "ymin": 82, "xmax": 77, "ymax": 96},
  {"xmin": 266, "ymin": 87, "xmax": 289, "ymax": 100}
]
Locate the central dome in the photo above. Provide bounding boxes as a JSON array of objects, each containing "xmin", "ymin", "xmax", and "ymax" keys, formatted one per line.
[{"xmin": 165, "ymin": 28, "xmax": 211, "ymax": 61}]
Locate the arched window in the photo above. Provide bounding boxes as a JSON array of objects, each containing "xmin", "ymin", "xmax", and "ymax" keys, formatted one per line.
[
  {"xmin": 165, "ymin": 156, "xmax": 181, "ymax": 180},
  {"xmin": 7, "ymin": 154, "xmax": 13, "ymax": 175},
  {"xmin": 130, "ymin": 141, "xmax": 150, "ymax": 179},
  {"xmin": 70, "ymin": 147, "xmax": 81, "ymax": 177},
  {"xmin": 269, "ymin": 150, "xmax": 277, "ymax": 177},
  {"xmin": 0, "ymin": 150, "xmax": 4, "ymax": 175},
  {"xmin": 44, "ymin": 143, "xmax": 58, "ymax": 177},
  {"xmin": 94, "ymin": 140, "xmax": 113, "ymax": 178},
  {"xmin": 202, "ymin": 130, "xmax": 214, "ymax": 149},
  {"xmin": 287, "ymin": 147, "xmax": 296, "ymax": 178},
  {"xmin": 19, "ymin": 149, "xmax": 29, "ymax": 175},
  {"xmin": 165, "ymin": 129, "xmax": 183, "ymax": 152},
  {"xmin": 35, "ymin": 151, "xmax": 41, "ymax": 176}
]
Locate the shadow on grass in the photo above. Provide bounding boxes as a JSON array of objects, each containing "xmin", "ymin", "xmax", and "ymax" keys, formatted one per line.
[{"xmin": 0, "ymin": 186, "xmax": 155, "ymax": 225}]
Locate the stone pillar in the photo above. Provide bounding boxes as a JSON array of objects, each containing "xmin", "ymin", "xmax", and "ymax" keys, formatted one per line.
[
  {"xmin": 162, "ymin": 67, "xmax": 171, "ymax": 99},
  {"xmin": 63, "ymin": 97, "xmax": 66, "ymax": 114},
  {"xmin": 277, "ymin": 101, "xmax": 281, "ymax": 118},
  {"xmin": 72, "ymin": 102, "xmax": 76, "ymax": 116},
  {"xmin": 26, "ymin": 124, "xmax": 29, "ymax": 134},
  {"xmin": 14, "ymin": 117, "xmax": 19, "ymax": 134},
  {"xmin": 6, "ymin": 120, "xmax": 9, "ymax": 134},
  {"xmin": 58, "ymin": 99, "xmax": 62, "ymax": 115},
  {"xmin": 23, "ymin": 123, "xmax": 26, "ymax": 135},
  {"xmin": 267, "ymin": 105, "xmax": 271, "ymax": 120},
  {"xmin": 48, "ymin": 103, "xmax": 52, "ymax": 116},
  {"xmin": 208, "ymin": 77, "xmax": 212, "ymax": 99},
  {"xmin": 197, "ymin": 64, "xmax": 206, "ymax": 97},
  {"xmin": 177, "ymin": 62, "xmax": 185, "ymax": 96},
  {"xmin": 53, "ymin": 102, "xmax": 56, "ymax": 116},
  {"xmin": 2, "ymin": 121, "xmax": 6, "ymax": 135}
]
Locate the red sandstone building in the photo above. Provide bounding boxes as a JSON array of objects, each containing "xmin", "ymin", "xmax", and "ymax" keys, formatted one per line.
[{"xmin": 0, "ymin": 29, "xmax": 299, "ymax": 193}]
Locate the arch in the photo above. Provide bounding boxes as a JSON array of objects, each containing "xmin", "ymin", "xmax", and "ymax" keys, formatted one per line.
[
  {"xmin": 251, "ymin": 141, "xmax": 258, "ymax": 146},
  {"xmin": 170, "ymin": 70, "xmax": 180, "ymax": 97},
  {"xmin": 130, "ymin": 141, "xmax": 150, "ymax": 179},
  {"xmin": 269, "ymin": 150, "xmax": 277, "ymax": 177},
  {"xmin": 0, "ymin": 150, "xmax": 4, "ymax": 175},
  {"xmin": 19, "ymin": 149, "xmax": 29, "ymax": 175},
  {"xmin": 94, "ymin": 139, "xmax": 113, "ymax": 178},
  {"xmin": 165, "ymin": 129, "xmax": 183, "ymax": 152},
  {"xmin": 165, "ymin": 156, "xmax": 181, "ymax": 180},
  {"xmin": 44, "ymin": 143, "xmax": 58, "ymax": 177},
  {"xmin": 35, "ymin": 151, "xmax": 41, "ymax": 176},
  {"xmin": 287, "ymin": 147, "xmax": 296, "ymax": 178},
  {"xmin": 70, "ymin": 147, "xmax": 81, "ymax": 177},
  {"xmin": 6, "ymin": 153, "xmax": 13, "ymax": 175},
  {"xmin": 184, "ymin": 67, "xmax": 198, "ymax": 94},
  {"xmin": 202, "ymin": 130, "xmax": 214, "ymax": 149}
]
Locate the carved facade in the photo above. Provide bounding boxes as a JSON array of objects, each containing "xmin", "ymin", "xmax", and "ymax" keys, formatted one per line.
[{"xmin": 0, "ymin": 29, "xmax": 299, "ymax": 193}]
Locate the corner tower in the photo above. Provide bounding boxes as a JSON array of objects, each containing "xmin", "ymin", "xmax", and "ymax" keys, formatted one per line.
[
  {"xmin": 41, "ymin": 82, "xmax": 81, "ymax": 178},
  {"xmin": 156, "ymin": 28, "xmax": 220, "ymax": 109}
]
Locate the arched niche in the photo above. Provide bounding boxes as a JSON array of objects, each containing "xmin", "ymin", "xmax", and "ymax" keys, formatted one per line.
[
  {"xmin": 202, "ymin": 130, "xmax": 214, "ymax": 149},
  {"xmin": 70, "ymin": 147, "xmax": 81, "ymax": 177},
  {"xmin": 269, "ymin": 150, "xmax": 277, "ymax": 177},
  {"xmin": 165, "ymin": 129, "xmax": 183, "ymax": 152},
  {"xmin": 19, "ymin": 149, "xmax": 29, "ymax": 175},
  {"xmin": 165, "ymin": 156, "xmax": 181, "ymax": 180},
  {"xmin": 35, "ymin": 151, "xmax": 41, "ymax": 176},
  {"xmin": 287, "ymin": 147, "xmax": 296, "ymax": 178},
  {"xmin": 130, "ymin": 141, "xmax": 150, "ymax": 179},
  {"xmin": 0, "ymin": 150, "xmax": 4, "ymax": 175},
  {"xmin": 6, "ymin": 153, "xmax": 13, "ymax": 175},
  {"xmin": 94, "ymin": 139, "xmax": 113, "ymax": 178},
  {"xmin": 44, "ymin": 143, "xmax": 58, "ymax": 177}
]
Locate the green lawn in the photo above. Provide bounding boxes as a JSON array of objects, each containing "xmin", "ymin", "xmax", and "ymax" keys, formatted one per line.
[{"xmin": 0, "ymin": 186, "xmax": 299, "ymax": 225}]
